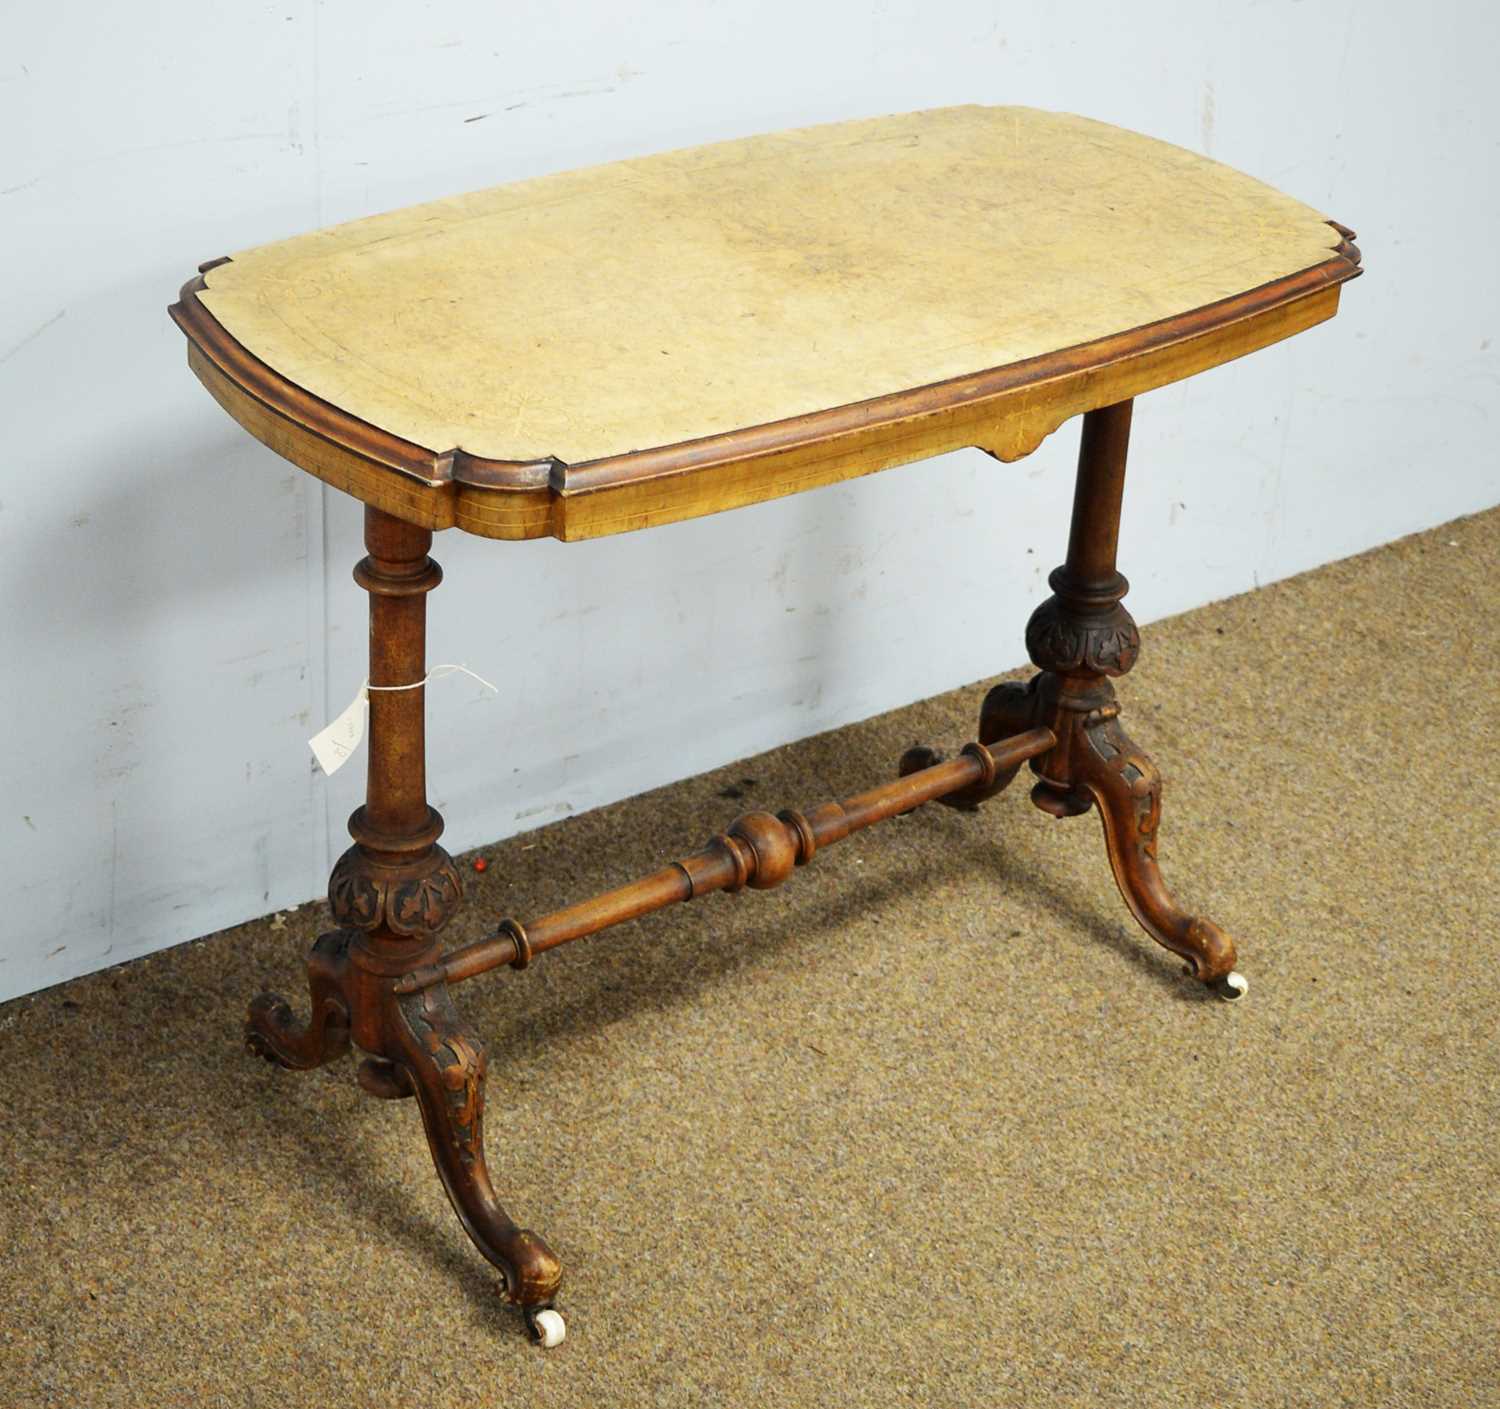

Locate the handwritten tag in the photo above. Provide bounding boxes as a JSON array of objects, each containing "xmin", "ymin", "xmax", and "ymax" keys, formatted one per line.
[{"xmin": 308, "ymin": 685, "xmax": 368, "ymax": 775}]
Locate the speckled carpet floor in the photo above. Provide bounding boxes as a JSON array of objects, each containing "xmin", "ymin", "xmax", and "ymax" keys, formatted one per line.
[{"xmin": 2, "ymin": 510, "xmax": 1497, "ymax": 1408}]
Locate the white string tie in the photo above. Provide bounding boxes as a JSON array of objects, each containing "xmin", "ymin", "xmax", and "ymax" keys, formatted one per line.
[
  {"xmin": 365, "ymin": 664, "xmax": 499, "ymax": 694},
  {"xmin": 308, "ymin": 664, "xmax": 498, "ymax": 775}
]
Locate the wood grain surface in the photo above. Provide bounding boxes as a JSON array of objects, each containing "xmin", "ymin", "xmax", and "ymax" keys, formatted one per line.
[{"xmin": 171, "ymin": 107, "xmax": 1361, "ymax": 538}]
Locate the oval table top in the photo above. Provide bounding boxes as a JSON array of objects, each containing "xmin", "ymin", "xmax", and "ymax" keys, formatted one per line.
[{"xmin": 170, "ymin": 106, "xmax": 1360, "ymax": 541}]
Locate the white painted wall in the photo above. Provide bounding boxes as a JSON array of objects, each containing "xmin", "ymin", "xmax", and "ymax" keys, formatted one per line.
[{"xmin": 2, "ymin": 3, "xmax": 1495, "ymax": 1002}]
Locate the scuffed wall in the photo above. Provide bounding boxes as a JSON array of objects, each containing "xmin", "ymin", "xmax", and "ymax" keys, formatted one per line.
[{"xmin": 1, "ymin": 2, "xmax": 1494, "ymax": 1000}]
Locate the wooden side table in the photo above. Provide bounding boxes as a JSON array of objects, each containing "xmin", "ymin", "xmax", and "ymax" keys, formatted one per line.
[{"xmin": 169, "ymin": 107, "xmax": 1361, "ymax": 1345}]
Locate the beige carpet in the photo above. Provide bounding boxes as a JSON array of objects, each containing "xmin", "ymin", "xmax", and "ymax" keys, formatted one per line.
[{"xmin": 2, "ymin": 509, "xmax": 1496, "ymax": 1408}]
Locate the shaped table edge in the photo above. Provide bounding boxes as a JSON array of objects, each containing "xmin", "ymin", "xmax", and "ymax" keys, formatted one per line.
[{"xmin": 168, "ymin": 225, "xmax": 1361, "ymax": 543}]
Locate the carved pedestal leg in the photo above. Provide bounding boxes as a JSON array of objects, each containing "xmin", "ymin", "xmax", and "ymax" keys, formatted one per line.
[
  {"xmin": 388, "ymin": 982, "xmax": 564, "ymax": 1325},
  {"xmin": 244, "ymin": 506, "xmax": 566, "ymax": 1343},
  {"xmin": 1025, "ymin": 402, "xmax": 1245, "ymax": 997},
  {"xmin": 1066, "ymin": 697, "xmax": 1238, "ymax": 986},
  {"xmin": 911, "ymin": 401, "xmax": 1246, "ymax": 998}
]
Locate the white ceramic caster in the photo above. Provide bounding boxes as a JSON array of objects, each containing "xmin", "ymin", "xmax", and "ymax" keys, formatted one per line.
[
  {"xmin": 529, "ymin": 1307, "xmax": 566, "ymax": 1348},
  {"xmin": 1212, "ymin": 971, "xmax": 1248, "ymax": 1002}
]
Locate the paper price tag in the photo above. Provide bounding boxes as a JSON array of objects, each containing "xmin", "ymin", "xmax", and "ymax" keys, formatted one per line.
[
  {"xmin": 307, "ymin": 666, "xmax": 496, "ymax": 778},
  {"xmin": 308, "ymin": 685, "xmax": 368, "ymax": 775}
]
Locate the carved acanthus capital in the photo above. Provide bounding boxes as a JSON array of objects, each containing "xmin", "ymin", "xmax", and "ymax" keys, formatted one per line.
[
  {"xmin": 1025, "ymin": 597, "xmax": 1140, "ymax": 677},
  {"xmin": 329, "ymin": 843, "xmax": 464, "ymax": 937}
]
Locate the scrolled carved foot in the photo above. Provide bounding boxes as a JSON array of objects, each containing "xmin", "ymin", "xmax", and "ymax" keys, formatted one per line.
[
  {"xmin": 245, "ymin": 932, "xmax": 352, "ymax": 1070},
  {"xmin": 897, "ymin": 676, "xmax": 1044, "ymax": 810},
  {"xmin": 389, "ymin": 983, "xmax": 564, "ymax": 1315},
  {"xmin": 1072, "ymin": 709, "xmax": 1241, "ymax": 986},
  {"xmin": 246, "ymin": 995, "xmax": 310, "ymax": 1067},
  {"xmin": 897, "ymin": 744, "xmax": 987, "ymax": 811},
  {"xmin": 977, "ymin": 676, "xmax": 1044, "ymax": 748},
  {"xmin": 897, "ymin": 743, "xmax": 944, "ymax": 776}
]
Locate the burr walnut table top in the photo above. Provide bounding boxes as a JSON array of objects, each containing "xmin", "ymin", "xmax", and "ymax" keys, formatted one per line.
[{"xmin": 170, "ymin": 106, "xmax": 1361, "ymax": 541}]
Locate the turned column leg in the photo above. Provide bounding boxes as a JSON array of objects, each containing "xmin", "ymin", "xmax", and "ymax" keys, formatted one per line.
[
  {"xmin": 245, "ymin": 506, "xmax": 566, "ymax": 1343},
  {"xmin": 938, "ymin": 402, "xmax": 1246, "ymax": 998}
]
